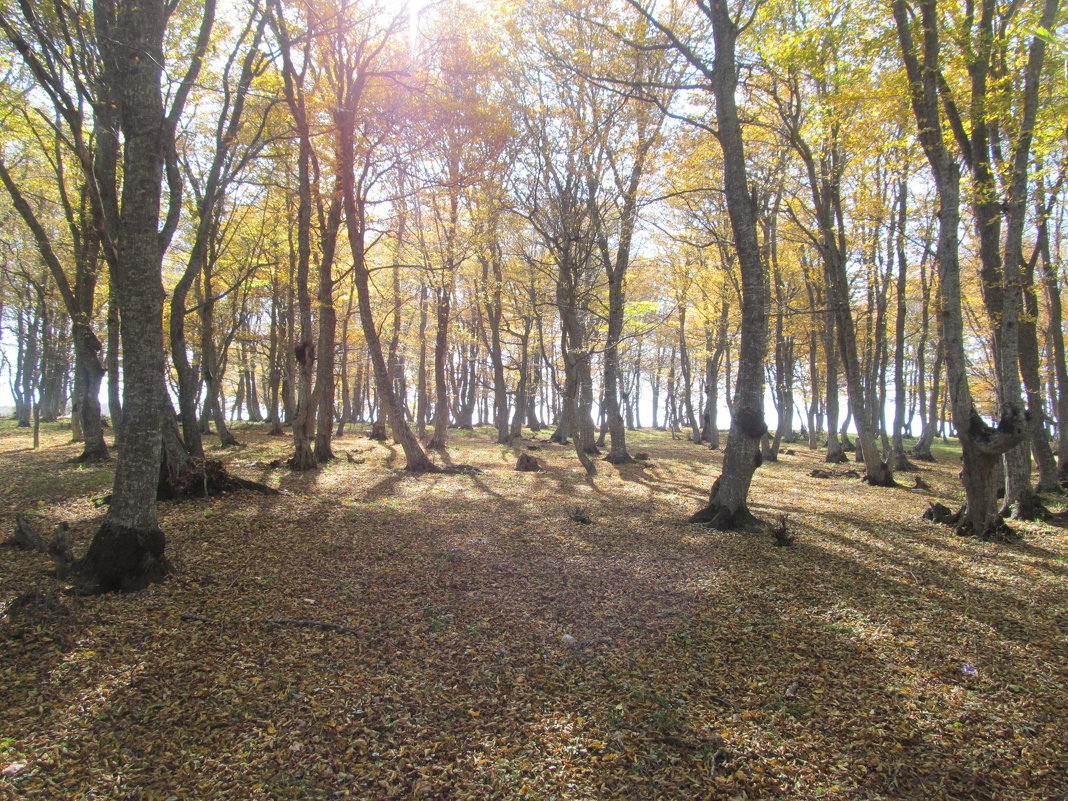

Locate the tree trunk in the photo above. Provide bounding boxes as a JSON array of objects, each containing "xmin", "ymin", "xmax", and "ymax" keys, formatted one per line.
[
  {"xmin": 912, "ymin": 341, "xmax": 942, "ymax": 461},
  {"xmin": 71, "ymin": 333, "xmax": 109, "ymax": 462},
  {"xmin": 1037, "ymin": 192, "xmax": 1068, "ymax": 480},
  {"xmin": 83, "ymin": 0, "xmax": 173, "ymax": 591},
  {"xmin": 428, "ymin": 284, "xmax": 453, "ymax": 449},
  {"xmin": 313, "ymin": 196, "xmax": 342, "ymax": 463},
  {"xmin": 891, "ymin": 177, "xmax": 917, "ymax": 471},
  {"xmin": 416, "ymin": 284, "xmax": 429, "ymax": 438},
  {"xmin": 684, "ymin": 0, "xmax": 768, "ymax": 528},
  {"xmin": 337, "ymin": 107, "xmax": 436, "ymax": 472},
  {"xmin": 678, "ymin": 306, "xmax": 702, "ymax": 444}
]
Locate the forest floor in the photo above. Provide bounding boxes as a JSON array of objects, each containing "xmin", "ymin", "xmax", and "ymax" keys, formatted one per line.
[{"xmin": 1, "ymin": 420, "xmax": 1066, "ymax": 801}]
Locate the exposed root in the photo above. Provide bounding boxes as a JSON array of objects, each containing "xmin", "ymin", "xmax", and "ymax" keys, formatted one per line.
[
  {"xmin": 893, "ymin": 454, "xmax": 921, "ymax": 472},
  {"xmin": 439, "ymin": 465, "xmax": 484, "ymax": 476},
  {"xmin": 861, "ymin": 466, "xmax": 899, "ymax": 487},
  {"xmin": 404, "ymin": 460, "xmax": 442, "ymax": 474},
  {"xmin": 909, "ymin": 442, "xmax": 937, "ymax": 461},
  {"xmin": 688, "ymin": 502, "xmax": 757, "ymax": 531},
  {"xmin": 923, "ymin": 502, "xmax": 961, "ymax": 526},
  {"xmin": 954, "ymin": 518, "xmax": 1018, "ymax": 543},
  {"xmin": 1002, "ymin": 492, "xmax": 1051, "ymax": 522},
  {"xmin": 771, "ymin": 514, "xmax": 795, "ymax": 547},
  {"xmin": 516, "ymin": 453, "xmax": 542, "ymax": 472},
  {"xmin": 68, "ymin": 449, "xmax": 111, "ymax": 465},
  {"xmin": 162, "ymin": 458, "xmax": 280, "ymax": 500},
  {"xmin": 810, "ymin": 468, "xmax": 861, "ymax": 479},
  {"xmin": 3, "ymin": 588, "xmax": 69, "ymax": 620},
  {"xmin": 569, "ymin": 505, "xmax": 593, "ymax": 525}
]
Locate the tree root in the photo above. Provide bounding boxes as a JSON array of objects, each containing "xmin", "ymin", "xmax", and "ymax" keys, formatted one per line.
[
  {"xmin": 1001, "ymin": 492, "xmax": 1052, "ymax": 522},
  {"xmin": 3, "ymin": 588, "xmax": 69, "ymax": 620},
  {"xmin": 439, "ymin": 465, "xmax": 484, "ymax": 476},
  {"xmin": 861, "ymin": 467, "xmax": 899, "ymax": 487},
  {"xmin": 771, "ymin": 514, "xmax": 795, "ymax": 546},
  {"xmin": 67, "ymin": 449, "xmax": 111, "ymax": 465},
  {"xmin": 923, "ymin": 503, "xmax": 1017, "ymax": 542},
  {"xmin": 515, "ymin": 453, "xmax": 542, "ymax": 472},
  {"xmin": 161, "ymin": 458, "xmax": 280, "ymax": 500},
  {"xmin": 810, "ymin": 468, "xmax": 861, "ymax": 479},
  {"xmin": 688, "ymin": 501, "xmax": 757, "ymax": 531},
  {"xmin": 923, "ymin": 502, "xmax": 961, "ymax": 526},
  {"xmin": 954, "ymin": 518, "xmax": 1017, "ymax": 542},
  {"xmin": 893, "ymin": 454, "xmax": 921, "ymax": 472},
  {"xmin": 5, "ymin": 516, "xmax": 74, "ymax": 578}
]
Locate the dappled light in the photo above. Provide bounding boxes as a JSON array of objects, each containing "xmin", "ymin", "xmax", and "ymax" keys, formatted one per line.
[{"xmin": 3, "ymin": 422, "xmax": 1066, "ymax": 799}]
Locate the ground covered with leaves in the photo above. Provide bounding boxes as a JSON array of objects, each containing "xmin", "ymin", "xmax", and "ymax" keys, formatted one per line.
[{"xmin": 2, "ymin": 420, "xmax": 1066, "ymax": 800}]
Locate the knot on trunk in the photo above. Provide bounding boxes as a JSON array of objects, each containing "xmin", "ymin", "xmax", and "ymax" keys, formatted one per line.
[{"xmin": 294, "ymin": 340, "xmax": 316, "ymax": 367}]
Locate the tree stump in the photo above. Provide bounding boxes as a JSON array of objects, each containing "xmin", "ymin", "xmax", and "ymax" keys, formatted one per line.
[{"xmin": 515, "ymin": 453, "xmax": 541, "ymax": 472}]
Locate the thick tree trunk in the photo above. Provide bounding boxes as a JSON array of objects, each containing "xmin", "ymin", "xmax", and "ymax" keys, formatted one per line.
[
  {"xmin": 1038, "ymin": 207, "xmax": 1068, "ymax": 480},
  {"xmin": 602, "ymin": 271, "xmax": 631, "ymax": 463},
  {"xmin": 170, "ymin": 263, "xmax": 204, "ymax": 456},
  {"xmin": 1018, "ymin": 263, "xmax": 1059, "ymax": 493},
  {"xmin": 71, "ymin": 333, "xmax": 109, "ymax": 462},
  {"xmin": 266, "ymin": 279, "xmax": 284, "ymax": 433},
  {"xmin": 823, "ymin": 316, "xmax": 846, "ymax": 463},
  {"xmin": 200, "ymin": 276, "xmax": 239, "ymax": 449},
  {"xmin": 245, "ymin": 346, "xmax": 263, "ymax": 423},
  {"xmin": 270, "ymin": 3, "xmax": 315, "ymax": 470},
  {"xmin": 416, "ymin": 285, "xmax": 429, "ymax": 438},
  {"xmin": 337, "ymin": 112, "xmax": 435, "ymax": 472},
  {"xmin": 912, "ymin": 342, "xmax": 942, "ymax": 461},
  {"xmin": 106, "ymin": 282, "xmax": 122, "ymax": 439},
  {"xmin": 527, "ymin": 362, "xmax": 543, "ymax": 431},
  {"xmin": 510, "ymin": 320, "xmax": 532, "ymax": 440},
  {"xmin": 678, "ymin": 306, "xmax": 702, "ymax": 444},
  {"xmin": 83, "ymin": 0, "xmax": 172, "ymax": 591}
]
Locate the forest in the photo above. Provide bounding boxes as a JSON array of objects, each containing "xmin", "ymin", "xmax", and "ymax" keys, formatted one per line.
[{"xmin": 1, "ymin": 0, "xmax": 1067, "ymax": 798}]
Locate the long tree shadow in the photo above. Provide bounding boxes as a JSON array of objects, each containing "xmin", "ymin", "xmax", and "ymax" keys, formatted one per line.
[{"xmin": 4, "ymin": 429, "xmax": 1067, "ymax": 800}]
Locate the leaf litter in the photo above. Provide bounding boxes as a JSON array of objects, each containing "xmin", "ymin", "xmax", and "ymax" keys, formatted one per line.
[{"xmin": 1, "ymin": 423, "xmax": 1066, "ymax": 800}]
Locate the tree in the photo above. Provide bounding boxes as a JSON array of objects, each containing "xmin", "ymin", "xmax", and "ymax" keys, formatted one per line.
[
  {"xmin": 892, "ymin": 0, "xmax": 1042, "ymax": 539},
  {"xmin": 83, "ymin": 0, "xmax": 213, "ymax": 589},
  {"xmin": 331, "ymin": 0, "xmax": 439, "ymax": 472},
  {"xmin": 0, "ymin": 11, "xmax": 110, "ymax": 462},
  {"xmin": 762, "ymin": 4, "xmax": 895, "ymax": 486},
  {"xmin": 629, "ymin": 0, "xmax": 770, "ymax": 528},
  {"xmin": 170, "ymin": 7, "xmax": 272, "ymax": 457}
]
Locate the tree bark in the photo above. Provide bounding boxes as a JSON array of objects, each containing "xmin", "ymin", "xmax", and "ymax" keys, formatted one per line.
[
  {"xmin": 313, "ymin": 195, "xmax": 343, "ymax": 463},
  {"xmin": 83, "ymin": 0, "xmax": 174, "ymax": 590}
]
